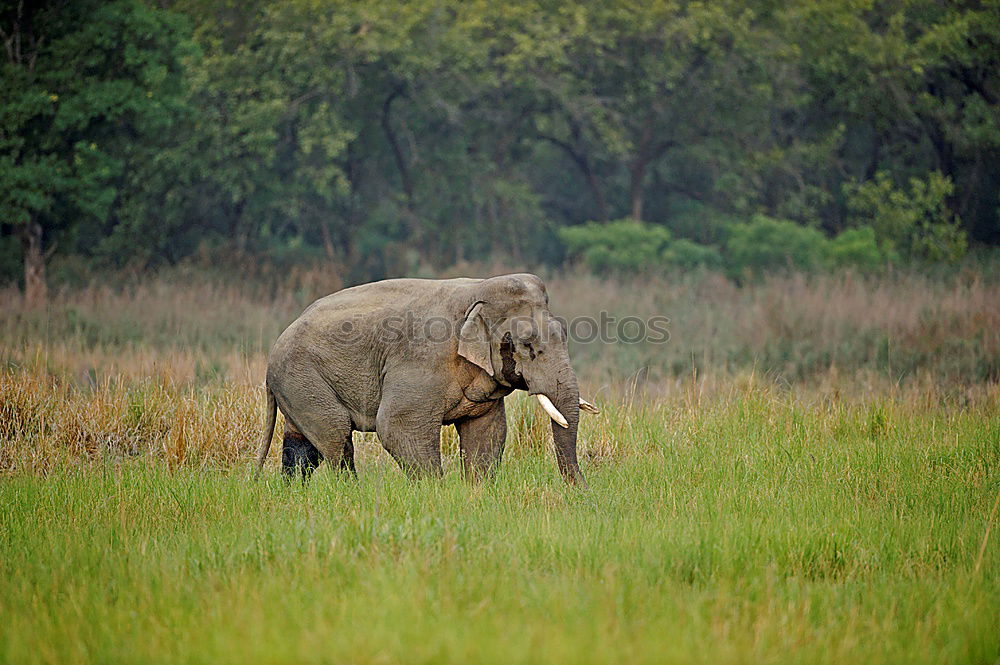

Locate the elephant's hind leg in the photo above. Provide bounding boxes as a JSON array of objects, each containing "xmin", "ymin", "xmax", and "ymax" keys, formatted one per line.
[
  {"xmin": 273, "ymin": 370, "xmax": 354, "ymax": 478},
  {"xmin": 281, "ymin": 427, "xmax": 322, "ymax": 479}
]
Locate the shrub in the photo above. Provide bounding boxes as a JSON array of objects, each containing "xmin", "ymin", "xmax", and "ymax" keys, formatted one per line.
[
  {"xmin": 663, "ymin": 238, "xmax": 723, "ymax": 270},
  {"xmin": 662, "ymin": 197, "xmax": 735, "ymax": 246},
  {"xmin": 826, "ymin": 226, "xmax": 888, "ymax": 271},
  {"xmin": 562, "ymin": 216, "xmax": 896, "ymax": 278},
  {"xmin": 559, "ymin": 219, "xmax": 672, "ymax": 273},
  {"xmin": 725, "ymin": 215, "xmax": 830, "ymax": 275}
]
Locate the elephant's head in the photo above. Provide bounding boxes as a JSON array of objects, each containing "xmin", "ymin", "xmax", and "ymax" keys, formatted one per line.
[{"xmin": 457, "ymin": 274, "xmax": 595, "ymax": 486}]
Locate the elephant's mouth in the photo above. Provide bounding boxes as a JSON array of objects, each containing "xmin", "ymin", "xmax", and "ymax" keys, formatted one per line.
[{"xmin": 498, "ymin": 334, "xmax": 527, "ymax": 389}]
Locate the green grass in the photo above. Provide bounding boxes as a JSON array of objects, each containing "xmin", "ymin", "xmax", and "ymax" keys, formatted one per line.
[
  {"xmin": 2, "ymin": 394, "xmax": 997, "ymax": 664},
  {"xmin": 2, "ymin": 267, "xmax": 998, "ymax": 662}
]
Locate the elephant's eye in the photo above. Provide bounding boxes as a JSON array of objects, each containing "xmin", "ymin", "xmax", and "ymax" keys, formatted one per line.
[{"xmin": 523, "ymin": 341, "xmax": 537, "ymax": 360}]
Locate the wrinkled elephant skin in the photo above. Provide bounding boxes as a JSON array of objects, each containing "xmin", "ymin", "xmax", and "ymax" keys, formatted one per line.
[{"xmin": 256, "ymin": 273, "xmax": 593, "ymax": 486}]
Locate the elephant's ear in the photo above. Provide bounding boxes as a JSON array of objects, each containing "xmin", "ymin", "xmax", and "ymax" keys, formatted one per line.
[{"xmin": 458, "ymin": 301, "xmax": 494, "ymax": 376}]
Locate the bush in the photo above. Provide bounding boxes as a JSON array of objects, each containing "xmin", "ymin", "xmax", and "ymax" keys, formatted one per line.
[
  {"xmin": 559, "ymin": 219, "xmax": 672, "ymax": 273},
  {"xmin": 559, "ymin": 219, "xmax": 725, "ymax": 274},
  {"xmin": 662, "ymin": 197, "xmax": 735, "ymax": 246},
  {"xmin": 561, "ymin": 216, "xmax": 895, "ymax": 278},
  {"xmin": 663, "ymin": 238, "xmax": 723, "ymax": 270},
  {"xmin": 725, "ymin": 215, "xmax": 830, "ymax": 275},
  {"xmin": 826, "ymin": 226, "xmax": 888, "ymax": 271}
]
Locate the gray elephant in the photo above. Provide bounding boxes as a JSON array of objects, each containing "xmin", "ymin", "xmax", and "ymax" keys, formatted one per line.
[{"xmin": 255, "ymin": 273, "xmax": 598, "ymax": 485}]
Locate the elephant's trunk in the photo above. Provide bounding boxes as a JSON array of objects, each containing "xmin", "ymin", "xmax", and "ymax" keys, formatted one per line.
[{"xmin": 547, "ymin": 363, "xmax": 587, "ymax": 487}]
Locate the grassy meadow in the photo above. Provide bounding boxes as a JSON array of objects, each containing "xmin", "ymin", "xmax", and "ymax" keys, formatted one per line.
[{"xmin": 1, "ymin": 265, "xmax": 999, "ymax": 664}]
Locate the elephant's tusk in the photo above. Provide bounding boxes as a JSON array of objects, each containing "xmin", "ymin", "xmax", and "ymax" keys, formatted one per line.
[
  {"xmin": 579, "ymin": 398, "xmax": 600, "ymax": 414},
  {"xmin": 536, "ymin": 394, "xmax": 569, "ymax": 428}
]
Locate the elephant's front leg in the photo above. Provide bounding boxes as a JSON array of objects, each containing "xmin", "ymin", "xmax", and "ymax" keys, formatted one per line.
[
  {"xmin": 375, "ymin": 394, "xmax": 445, "ymax": 478},
  {"xmin": 457, "ymin": 400, "xmax": 507, "ymax": 482}
]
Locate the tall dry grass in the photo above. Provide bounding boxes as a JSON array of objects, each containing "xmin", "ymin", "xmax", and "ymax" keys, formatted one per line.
[
  {"xmin": 1, "ymin": 263, "xmax": 997, "ymax": 474},
  {"xmin": 546, "ymin": 268, "xmax": 1000, "ymax": 386},
  {"xmin": 4, "ymin": 347, "xmax": 997, "ymax": 476},
  {"xmin": 3, "ymin": 264, "xmax": 998, "ymax": 388}
]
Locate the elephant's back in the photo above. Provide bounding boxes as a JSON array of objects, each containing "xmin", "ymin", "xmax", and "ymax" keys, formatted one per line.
[
  {"xmin": 298, "ymin": 276, "xmax": 480, "ymax": 321},
  {"xmin": 270, "ymin": 276, "xmax": 481, "ymax": 364}
]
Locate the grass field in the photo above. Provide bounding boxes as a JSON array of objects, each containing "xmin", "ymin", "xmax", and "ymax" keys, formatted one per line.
[{"xmin": 1, "ymin": 266, "xmax": 999, "ymax": 664}]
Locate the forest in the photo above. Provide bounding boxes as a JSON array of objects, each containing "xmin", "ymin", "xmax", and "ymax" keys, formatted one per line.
[{"xmin": 3, "ymin": 0, "xmax": 999, "ymax": 301}]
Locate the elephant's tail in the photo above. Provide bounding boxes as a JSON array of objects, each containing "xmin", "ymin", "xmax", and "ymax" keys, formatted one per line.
[{"xmin": 255, "ymin": 387, "xmax": 278, "ymax": 475}]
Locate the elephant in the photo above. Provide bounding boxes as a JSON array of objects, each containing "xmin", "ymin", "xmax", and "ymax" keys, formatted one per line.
[{"xmin": 255, "ymin": 273, "xmax": 599, "ymax": 485}]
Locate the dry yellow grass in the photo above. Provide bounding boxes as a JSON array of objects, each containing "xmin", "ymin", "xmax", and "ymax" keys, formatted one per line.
[{"xmin": 1, "ymin": 263, "xmax": 997, "ymax": 476}]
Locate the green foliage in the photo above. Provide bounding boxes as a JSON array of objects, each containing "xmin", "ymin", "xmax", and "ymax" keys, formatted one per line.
[
  {"xmin": 661, "ymin": 197, "xmax": 736, "ymax": 246},
  {"xmin": 662, "ymin": 238, "xmax": 724, "ymax": 271},
  {"xmin": 725, "ymin": 216, "xmax": 893, "ymax": 276},
  {"xmin": 0, "ymin": 0, "xmax": 194, "ymax": 258},
  {"xmin": 558, "ymin": 218, "xmax": 727, "ymax": 274},
  {"xmin": 827, "ymin": 226, "xmax": 888, "ymax": 271},
  {"xmin": 560, "ymin": 219, "xmax": 673, "ymax": 273},
  {"xmin": 725, "ymin": 215, "xmax": 831, "ymax": 275},
  {"xmin": 1, "ymin": 0, "xmax": 997, "ymax": 285},
  {"xmin": 561, "ymin": 216, "xmax": 894, "ymax": 277},
  {"xmin": 845, "ymin": 171, "xmax": 968, "ymax": 263}
]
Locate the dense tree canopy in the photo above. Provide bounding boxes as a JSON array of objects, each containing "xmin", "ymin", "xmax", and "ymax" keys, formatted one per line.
[{"xmin": 2, "ymin": 0, "xmax": 998, "ymax": 291}]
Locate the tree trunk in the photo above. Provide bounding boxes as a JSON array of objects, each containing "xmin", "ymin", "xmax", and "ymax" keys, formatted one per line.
[
  {"xmin": 382, "ymin": 86, "xmax": 423, "ymax": 247},
  {"xmin": 582, "ymin": 161, "xmax": 610, "ymax": 222},
  {"xmin": 22, "ymin": 220, "xmax": 46, "ymax": 307},
  {"xmin": 628, "ymin": 142, "xmax": 675, "ymax": 222},
  {"xmin": 629, "ymin": 161, "xmax": 646, "ymax": 221},
  {"xmin": 628, "ymin": 111, "xmax": 656, "ymax": 221},
  {"xmin": 319, "ymin": 220, "xmax": 337, "ymax": 261}
]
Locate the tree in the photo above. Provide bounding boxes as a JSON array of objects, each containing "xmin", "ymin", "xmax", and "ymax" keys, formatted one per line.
[
  {"xmin": 844, "ymin": 171, "xmax": 967, "ymax": 262},
  {"xmin": 487, "ymin": 0, "xmax": 769, "ymax": 223},
  {"xmin": 3, "ymin": 0, "xmax": 994, "ymax": 287},
  {"xmin": 0, "ymin": 0, "xmax": 192, "ymax": 303},
  {"xmin": 786, "ymin": 0, "xmax": 999, "ymax": 240}
]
